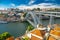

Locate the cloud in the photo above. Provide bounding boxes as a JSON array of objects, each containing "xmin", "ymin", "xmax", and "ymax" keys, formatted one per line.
[
  {"xmin": 38, "ymin": 3, "xmax": 60, "ymax": 8},
  {"xmin": 0, "ymin": 3, "xmax": 16, "ymax": 10},
  {"xmin": 17, "ymin": 5, "xmax": 34, "ymax": 9},
  {"xmin": 17, "ymin": 5, "xmax": 38, "ymax": 10},
  {"xmin": 38, "ymin": 3, "xmax": 54, "ymax": 6},
  {"xmin": 0, "ymin": 7, "xmax": 7, "ymax": 10},
  {"xmin": 45, "ymin": 0, "xmax": 55, "ymax": 1},
  {"xmin": 10, "ymin": 3, "xmax": 15, "ymax": 7},
  {"xmin": 17, "ymin": 3, "xmax": 60, "ymax": 10},
  {"xmin": 28, "ymin": 0, "xmax": 35, "ymax": 5},
  {"xmin": 0, "ymin": 8, "xmax": 4, "ymax": 10},
  {"xmin": 0, "ymin": 6, "xmax": 7, "ymax": 10}
]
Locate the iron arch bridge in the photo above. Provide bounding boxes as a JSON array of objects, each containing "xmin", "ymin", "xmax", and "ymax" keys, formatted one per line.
[{"xmin": 25, "ymin": 11, "xmax": 60, "ymax": 28}]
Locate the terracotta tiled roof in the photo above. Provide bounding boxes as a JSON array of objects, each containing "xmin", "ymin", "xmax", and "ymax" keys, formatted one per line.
[
  {"xmin": 48, "ymin": 24, "xmax": 60, "ymax": 40},
  {"xmin": 48, "ymin": 36, "xmax": 56, "ymax": 40},
  {"xmin": 30, "ymin": 29, "xmax": 46, "ymax": 40},
  {"xmin": 31, "ymin": 29, "xmax": 43, "ymax": 37},
  {"xmin": 50, "ymin": 30, "xmax": 60, "ymax": 37},
  {"xmin": 31, "ymin": 36, "xmax": 42, "ymax": 40}
]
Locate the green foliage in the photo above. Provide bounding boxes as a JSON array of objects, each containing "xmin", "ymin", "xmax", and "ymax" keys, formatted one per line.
[
  {"xmin": 2, "ymin": 32, "xmax": 11, "ymax": 39},
  {"xmin": 0, "ymin": 34, "xmax": 3, "ymax": 40},
  {"xmin": 22, "ymin": 36, "xmax": 29, "ymax": 40},
  {"xmin": 0, "ymin": 32, "xmax": 12, "ymax": 40},
  {"xmin": 23, "ymin": 12, "xmax": 27, "ymax": 17},
  {"xmin": 32, "ymin": 8, "xmax": 37, "ymax": 11},
  {"xmin": 4, "ymin": 14, "xmax": 9, "ymax": 18},
  {"xmin": 37, "ymin": 8, "xmax": 40, "ymax": 11},
  {"xmin": 27, "ymin": 25, "xmax": 34, "ymax": 31}
]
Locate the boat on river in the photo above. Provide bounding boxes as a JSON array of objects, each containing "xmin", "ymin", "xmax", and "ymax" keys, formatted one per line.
[{"xmin": 0, "ymin": 21, "xmax": 8, "ymax": 24}]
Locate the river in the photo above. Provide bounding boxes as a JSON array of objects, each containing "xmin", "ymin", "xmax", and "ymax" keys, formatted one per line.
[
  {"xmin": 0, "ymin": 19, "xmax": 60, "ymax": 37},
  {"xmin": 0, "ymin": 22, "xmax": 28, "ymax": 37}
]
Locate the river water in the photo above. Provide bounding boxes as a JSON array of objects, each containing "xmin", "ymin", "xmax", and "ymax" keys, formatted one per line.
[
  {"xmin": 0, "ymin": 19, "xmax": 60, "ymax": 37},
  {"xmin": 0, "ymin": 22, "xmax": 28, "ymax": 37}
]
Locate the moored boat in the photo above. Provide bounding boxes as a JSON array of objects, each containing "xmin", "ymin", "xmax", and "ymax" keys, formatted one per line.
[{"xmin": 0, "ymin": 21, "xmax": 8, "ymax": 24}]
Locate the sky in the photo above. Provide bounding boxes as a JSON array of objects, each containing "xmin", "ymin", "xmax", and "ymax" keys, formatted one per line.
[{"xmin": 0, "ymin": 0, "xmax": 60, "ymax": 9}]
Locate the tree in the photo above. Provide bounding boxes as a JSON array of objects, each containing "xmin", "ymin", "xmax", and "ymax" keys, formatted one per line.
[
  {"xmin": 37, "ymin": 8, "xmax": 40, "ymax": 11},
  {"xmin": 0, "ymin": 34, "xmax": 3, "ymax": 40},
  {"xmin": 32, "ymin": 8, "xmax": 37, "ymax": 11},
  {"xmin": 27, "ymin": 25, "xmax": 34, "ymax": 31},
  {"xmin": 2, "ymin": 32, "xmax": 12, "ymax": 39},
  {"xmin": 0, "ymin": 32, "xmax": 12, "ymax": 40},
  {"xmin": 22, "ymin": 36, "xmax": 29, "ymax": 40},
  {"xmin": 4, "ymin": 14, "xmax": 9, "ymax": 18},
  {"xmin": 23, "ymin": 12, "xmax": 27, "ymax": 17}
]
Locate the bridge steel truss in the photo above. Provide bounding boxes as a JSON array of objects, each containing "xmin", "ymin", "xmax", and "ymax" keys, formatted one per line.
[{"xmin": 25, "ymin": 11, "xmax": 60, "ymax": 28}]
